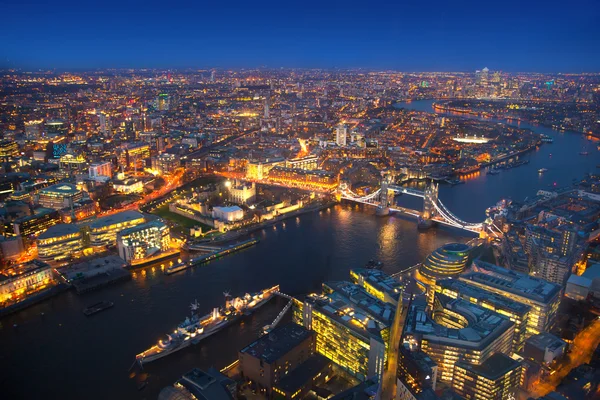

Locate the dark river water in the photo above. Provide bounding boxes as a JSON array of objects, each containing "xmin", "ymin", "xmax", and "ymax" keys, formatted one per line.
[{"xmin": 1, "ymin": 100, "xmax": 599, "ymax": 400}]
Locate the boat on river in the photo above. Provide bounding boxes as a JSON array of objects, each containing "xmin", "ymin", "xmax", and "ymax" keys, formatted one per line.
[{"xmin": 135, "ymin": 285, "xmax": 279, "ymax": 365}]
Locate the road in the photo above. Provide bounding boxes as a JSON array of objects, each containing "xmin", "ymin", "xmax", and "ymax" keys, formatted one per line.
[{"xmin": 529, "ymin": 318, "xmax": 600, "ymax": 397}]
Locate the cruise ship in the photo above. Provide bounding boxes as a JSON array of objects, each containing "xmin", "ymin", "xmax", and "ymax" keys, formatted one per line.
[{"xmin": 136, "ymin": 285, "xmax": 279, "ymax": 365}]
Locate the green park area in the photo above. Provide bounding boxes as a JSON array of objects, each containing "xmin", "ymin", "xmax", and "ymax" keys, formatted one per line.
[{"xmin": 152, "ymin": 205, "xmax": 213, "ymax": 234}]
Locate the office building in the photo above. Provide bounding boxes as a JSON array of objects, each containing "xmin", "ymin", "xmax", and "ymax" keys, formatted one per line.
[
  {"xmin": 396, "ymin": 346, "xmax": 438, "ymax": 400},
  {"xmin": 119, "ymin": 142, "xmax": 150, "ymax": 169},
  {"xmin": 88, "ymin": 210, "xmax": 145, "ymax": 249},
  {"xmin": 296, "ymin": 283, "xmax": 389, "ymax": 381},
  {"xmin": 462, "ymin": 261, "xmax": 562, "ymax": 335},
  {"xmin": 0, "ymin": 139, "xmax": 19, "ymax": 161},
  {"xmin": 239, "ymin": 323, "xmax": 316, "ymax": 396},
  {"xmin": 350, "ymin": 268, "xmax": 405, "ymax": 305},
  {"xmin": 419, "ymin": 243, "xmax": 470, "ymax": 281},
  {"xmin": 45, "ymin": 119, "xmax": 69, "ymax": 137},
  {"xmin": 37, "ymin": 223, "xmax": 83, "ymax": 262},
  {"xmin": 37, "ymin": 183, "xmax": 84, "ymax": 210},
  {"xmin": 285, "ymin": 155, "xmax": 318, "ymax": 170},
  {"xmin": 433, "ymin": 278, "xmax": 530, "ymax": 352},
  {"xmin": 152, "ymin": 153, "xmax": 180, "ymax": 175},
  {"xmin": 117, "ymin": 220, "xmax": 170, "ymax": 263},
  {"xmin": 452, "ymin": 353, "xmax": 521, "ymax": 400},
  {"xmin": 273, "ymin": 354, "xmax": 332, "ymax": 400},
  {"xmin": 89, "ymin": 161, "xmax": 113, "ymax": 181},
  {"xmin": 335, "ymin": 124, "xmax": 347, "ymax": 147},
  {"xmin": 523, "ymin": 333, "xmax": 566, "ymax": 365},
  {"xmin": 13, "ymin": 208, "xmax": 62, "ymax": 239},
  {"xmin": 268, "ymin": 167, "xmax": 338, "ymax": 190},
  {"xmin": 112, "ymin": 177, "xmax": 144, "ymax": 194},
  {"xmin": 0, "ymin": 260, "xmax": 56, "ymax": 304},
  {"xmin": 59, "ymin": 154, "xmax": 88, "ymax": 174},
  {"xmin": 403, "ymin": 295, "xmax": 514, "ymax": 385},
  {"xmin": 158, "ymin": 367, "xmax": 237, "ymax": 400},
  {"xmin": 530, "ymin": 245, "xmax": 572, "ymax": 287},
  {"xmin": 246, "ymin": 157, "xmax": 285, "ymax": 180}
]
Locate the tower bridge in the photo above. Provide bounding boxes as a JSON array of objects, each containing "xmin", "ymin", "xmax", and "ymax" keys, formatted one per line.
[{"xmin": 338, "ymin": 179, "xmax": 500, "ymax": 237}]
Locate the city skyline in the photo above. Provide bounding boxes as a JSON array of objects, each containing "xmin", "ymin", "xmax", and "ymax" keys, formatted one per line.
[{"xmin": 2, "ymin": 0, "xmax": 600, "ymax": 72}]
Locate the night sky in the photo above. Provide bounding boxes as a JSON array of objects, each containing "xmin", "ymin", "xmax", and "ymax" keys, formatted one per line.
[{"xmin": 2, "ymin": 0, "xmax": 599, "ymax": 71}]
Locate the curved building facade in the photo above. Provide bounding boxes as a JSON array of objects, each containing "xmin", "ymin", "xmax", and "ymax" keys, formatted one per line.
[{"xmin": 420, "ymin": 243, "xmax": 470, "ymax": 280}]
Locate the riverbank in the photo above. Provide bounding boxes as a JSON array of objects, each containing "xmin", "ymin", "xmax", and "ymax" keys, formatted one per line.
[
  {"xmin": 431, "ymin": 100, "xmax": 600, "ymax": 139},
  {"xmin": 190, "ymin": 200, "xmax": 335, "ymax": 246}
]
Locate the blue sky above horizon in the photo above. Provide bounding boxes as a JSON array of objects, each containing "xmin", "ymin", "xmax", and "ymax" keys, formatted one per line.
[{"xmin": 1, "ymin": 0, "xmax": 599, "ymax": 72}]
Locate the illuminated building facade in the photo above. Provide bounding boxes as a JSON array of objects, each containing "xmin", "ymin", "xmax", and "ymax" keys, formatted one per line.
[
  {"xmin": 433, "ymin": 278, "xmax": 530, "ymax": 352},
  {"xmin": 246, "ymin": 157, "xmax": 285, "ymax": 180},
  {"xmin": 89, "ymin": 161, "xmax": 113, "ymax": 181},
  {"xmin": 452, "ymin": 353, "xmax": 521, "ymax": 400},
  {"xmin": 335, "ymin": 124, "xmax": 347, "ymax": 147},
  {"xmin": 37, "ymin": 183, "xmax": 84, "ymax": 210},
  {"xmin": 296, "ymin": 283, "xmax": 389, "ymax": 381},
  {"xmin": 13, "ymin": 208, "xmax": 62, "ymax": 239},
  {"xmin": 396, "ymin": 346, "xmax": 438, "ymax": 400},
  {"xmin": 212, "ymin": 206, "xmax": 244, "ymax": 222},
  {"xmin": 119, "ymin": 143, "xmax": 151, "ymax": 169},
  {"xmin": 268, "ymin": 167, "xmax": 338, "ymax": 191},
  {"xmin": 37, "ymin": 223, "xmax": 83, "ymax": 262},
  {"xmin": 0, "ymin": 139, "xmax": 19, "ymax": 160},
  {"xmin": 419, "ymin": 243, "xmax": 470, "ymax": 281},
  {"xmin": 45, "ymin": 120, "xmax": 68, "ymax": 137},
  {"xmin": 285, "ymin": 155, "xmax": 318, "ymax": 170},
  {"xmin": 0, "ymin": 260, "xmax": 56, "ymax": 304},
  {"xmin": 350, "ymin": 268, "xmax": 404, "ymax": 305},
  {"xmin": 462, "ymin": 261, "xmax": 562, "ymax": 335},
  {"xmin": 152, "ymin": 153, "xmax": 179, "ymax": 175},
  {"xmin": 117, "ymin": 220, "xmax": 170, "ymax": 263},
  {"xmin": 403, "ymin": 295, "xmax": 514, "ymax": 385},
  {"xmin": 112, "ymin": 177, "xmax": 144, "ymax": 194},
  {"xmin": 228, "ymin": 181, "xmax": 256, "ymax": 205},
  {"xmin": 59, "ymin": 154, "xmax": 88, "ymax": 174},
  {"xmin": 88, "ymin": 210, "xmax": 146, "ymax": 249}
]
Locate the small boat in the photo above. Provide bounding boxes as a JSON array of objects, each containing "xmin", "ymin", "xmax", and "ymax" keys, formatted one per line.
[
  {"xmin": 83, "ymin": 301, "xmax": 114, "ymax": 316},
  {"xmin": 487, "ymin": 169, "xmax": 500, "ymax": 175},
  {"xmin": 580, "ymin": 151, "xmax": 589, "ymax": 156},
  {"xmin": 538, "ymin": 168, "xmax": 548, "ymax": 174}
]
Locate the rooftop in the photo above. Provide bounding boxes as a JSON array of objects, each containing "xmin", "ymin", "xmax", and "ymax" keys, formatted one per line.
[
  {"xmin": 118, "ymin": 219, "xmax": 167, "ymax": 237},
  {"xmin": 40, "ymin": 183, "xmax": 80, "ymax": 195},
  {"xmin": 461, "ymin": 260, "xmax": 562, "ymax": 304},
  {"xmin": 455, "ymin": 353, "xmax": 521, "ymax": 380},
  {"xmin": 323, "ymin": 281, "xmax": 396, "ymax": 326},
  {"xmin": 240, "ymin": 323, "xmax": 314, "ymax": 364},
  {"xmin": 275, "ymin": 354, "xmax": 331, "ymax": 394},
  {"xmin": 89, "ymin": 210, "xmax": 145, "ymax": 230},
  {"xmin": 0, "ymin": 259, "xmax": 51, "ymax": 283},
  {"xmin": 435, "ymin": 278, "xmax": 531, "ymax": 316},
  {"xmin": 526, "ymin": 332, "xmax": 566, "ymax": 352},
  {"xmin": 350, "ymin": 268, "xmax": 404, "ymax": 302},
  {"xmin": 405, "ymin": 295, "xmax": 513, "ymax": 349},
  {"xmin": 38, "ymin": 223, "xmax": 80, "ymax": 240}
]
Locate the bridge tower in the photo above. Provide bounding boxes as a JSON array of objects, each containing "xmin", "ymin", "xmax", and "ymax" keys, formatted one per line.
[
  {"xmin": 419, "ymin": 180, "xmax": 439, "ymax": 228},
  {"xmin": 376, "ymin": 174, "xmax": 393, "ymax": 216}
]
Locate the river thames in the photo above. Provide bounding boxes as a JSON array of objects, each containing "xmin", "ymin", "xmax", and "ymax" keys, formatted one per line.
[{"xmin": 0, "ymin": 100, "xmax": 598, "ymax": 399}]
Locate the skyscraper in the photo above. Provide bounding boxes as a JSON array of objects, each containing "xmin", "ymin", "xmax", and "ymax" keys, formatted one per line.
[{"xmin": 335, "ymin": 124, "xmax": 347, "ymax": 147}]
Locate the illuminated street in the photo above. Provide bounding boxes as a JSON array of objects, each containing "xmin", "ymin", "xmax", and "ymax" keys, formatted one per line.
[{"xmin": 530, "ymin": 318, "xmax": 600, "ymax": 397}]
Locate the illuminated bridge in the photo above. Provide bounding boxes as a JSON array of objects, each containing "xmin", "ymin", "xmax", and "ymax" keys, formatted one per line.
[{"xmin": 339, "ymin": 178, "xmax": 500, "ymax": 236}]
